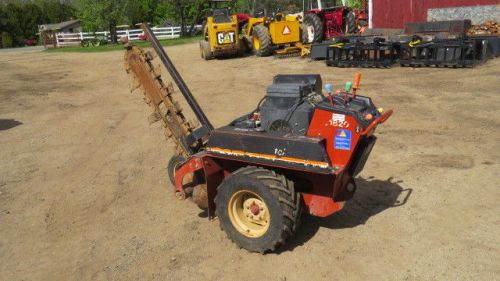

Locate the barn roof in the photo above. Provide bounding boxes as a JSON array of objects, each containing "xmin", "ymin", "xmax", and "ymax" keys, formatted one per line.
[{"xmin": 39, "ymin": 20, "xmax": 81, "ymax": 32}]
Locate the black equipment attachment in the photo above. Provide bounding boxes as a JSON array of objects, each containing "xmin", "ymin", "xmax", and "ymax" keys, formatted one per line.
[{"xmin": 141, "ymin": 23, "xmax": 214, "ymax": 133}]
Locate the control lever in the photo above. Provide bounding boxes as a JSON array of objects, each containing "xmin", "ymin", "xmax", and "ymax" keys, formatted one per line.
[
  {"xmin": 324, "ymin": 83, "xmax": 334, "ymax": 106},
  {"xmin": 353, "ymin": 72, "xmax": 361, "ymax": 98}
]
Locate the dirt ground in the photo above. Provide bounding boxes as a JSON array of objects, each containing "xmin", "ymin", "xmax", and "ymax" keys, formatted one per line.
[{"xmin": 0, "ymin": 44, "xmax": 499, "ymax": 281}]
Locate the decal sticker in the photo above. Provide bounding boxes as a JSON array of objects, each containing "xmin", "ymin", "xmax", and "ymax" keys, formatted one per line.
[
  {"xmin": 217, "ymin": 31, "xmax": 235, "ymax": 44},
  {"xmin": 283, "ymin": 25, "xmax": 291, "ymax": 35},
  {"xmin": 329, "ymin": 113, "xmax": 349, "ymax": 128},
  {"xmin": 332, "ymin": 113, "xmax": 345, "ymax": 122},
  {"xmin": 334, "ymin": 129, "xmax": 352, "ymax": 150},
  {"xmin": 274, "ymin": 148, "xmax": 286, "ymax": 156}
]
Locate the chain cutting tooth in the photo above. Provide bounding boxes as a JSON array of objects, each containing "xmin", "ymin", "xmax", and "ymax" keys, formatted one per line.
[{"xmin": 124, "ymin": 44, "xmax": 194, "ymax": 157}]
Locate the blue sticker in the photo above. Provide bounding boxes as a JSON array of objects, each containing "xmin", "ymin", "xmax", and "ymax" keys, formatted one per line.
[{"xmin": 334, "ymin": 129, "xmax": 352, "ymax": 150}]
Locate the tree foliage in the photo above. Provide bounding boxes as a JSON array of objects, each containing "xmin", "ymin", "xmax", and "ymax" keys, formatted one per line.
[{"xmin": 0, "ymin": 0, "xmax": 75, "ymax": 47}]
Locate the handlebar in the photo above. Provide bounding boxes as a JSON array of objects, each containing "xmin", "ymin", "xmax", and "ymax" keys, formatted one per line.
[{"xmin": 360, "ymin": 110, "xmax": 393, "ymax": 135}]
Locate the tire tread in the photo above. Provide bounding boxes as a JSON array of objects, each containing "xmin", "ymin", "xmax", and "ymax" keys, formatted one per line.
[{"xmin": 215, "ymin": 166, "xmax": 301, "ymax": 253}]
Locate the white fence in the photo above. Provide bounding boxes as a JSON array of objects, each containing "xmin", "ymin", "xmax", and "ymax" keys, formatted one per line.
[{"xmin": 55, "ymin": 26, "xmax": 201, "ymax": 47}]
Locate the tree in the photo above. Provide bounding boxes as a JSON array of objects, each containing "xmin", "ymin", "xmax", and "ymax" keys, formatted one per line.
[
  {"xmin": 18, "ymin": 3, "xmax": 44, "ymax": 40},
  {"xmin": 76, "ymin": 0, "xmax": 128, "ymax": 43},
  {"xmin": 346, "ymin": 0, "xmax": 364, "ymax": 9},
  {"xmin": 165, "ymin": 0, "xmax": 209, "ymax": 36},
  {"xmin": 35, "ymin": 0, "xmax": 75, "ymax": 24},
  {"xmin": 0, "ymin": 1, "xmax": 76, "ymax": 47},
  {"xmin": 2, "ymin": 3, "xmax": 23, "ymax": 45}
]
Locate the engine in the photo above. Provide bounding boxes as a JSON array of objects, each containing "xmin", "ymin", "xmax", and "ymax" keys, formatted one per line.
[{"xmin": 231, "ymin": 74, "xmax": 381, "ymax": 135}]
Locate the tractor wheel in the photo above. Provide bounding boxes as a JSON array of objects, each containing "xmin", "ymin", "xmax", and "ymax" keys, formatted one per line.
[
  {"xmin": 241, "ymin": 23, "xmax": 248, "ymax": 36},
  {"xmin": 215, "ymin": 166, "xmax": 301, "ymax": 253},
  {"xmin": 167, "ymin": 155, "xmax": 186, "ymax": 185},
  {"xmin": 345, "ymin": 12, "xmax": 357, "ymax": 34},
  {"xmin": 302, "ymin": 13, "xmax": 323, "ymax": 43},
  {"xmin": 199, "ymin": 40, "xmax": 213, "ymax": 60},
  {"xmin": 202, "ymin": 22, "xmax": 208, "ymax": 40},
  {"xmin": 237, "ymin": 38, "xmax": 246, "ymax": 57},
  {"xmin": 252, "ymin": 25, "xmax": 273, "ymax": 57},
  {"xmin": 240, "ymin": 24, "xmax": 253, "ymax": 53}
]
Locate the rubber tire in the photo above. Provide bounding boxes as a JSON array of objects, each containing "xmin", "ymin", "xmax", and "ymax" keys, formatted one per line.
[
  {"xmin": 252, "ymin": 25, "xmax": 273, "ymax": 57},
  {"xmin": 237, "ymin": 38, "xmax": 246, "ymax": 57},
  {"xmin": 302, "ymin": 13, "xmax": 323, "ymax": 43},
  {"xmin": 215, "ymin": 166, "xmax": 301, "ymax": 253},
  {"xmin": 345, "ymin": 12, "xmax": 357, "ymax": 34},
  {"xmin": 200, "ymin": 40, "xmax": 213, "ymax": 60},
  {"xmin": 241, "ymin": 23, "xmax": 248, "ymax": 36},
  {"xmin": 240, "ymin": 23, "xmax": 253, "ymax": 54},
  {"xmin": 168, "ymin": 155, "xmax": 186, "ymax": 185}
]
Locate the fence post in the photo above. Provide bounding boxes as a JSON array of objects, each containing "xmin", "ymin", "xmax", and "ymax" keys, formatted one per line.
[
  {"xmin": 79, "ymin": 32, "xmax": 83, "ymax": 41},
  {"xmin": 126, "ymin": 29, "xmax": 130, "ymax": 40},
  {"xmin": 55, "ymin": 32, "xmax": 59, "ymax": 48}
]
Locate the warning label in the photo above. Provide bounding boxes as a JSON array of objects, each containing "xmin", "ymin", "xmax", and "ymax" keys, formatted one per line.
[
  {"xmin": 283, "ymin": 25, "xmax": 291, "ymax": 35},
  {"xmin": 334, "ymin": 129, "xmax": 352, "ymax": 150}
]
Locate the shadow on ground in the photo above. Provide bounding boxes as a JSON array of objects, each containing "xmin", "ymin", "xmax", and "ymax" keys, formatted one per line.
[
  {"xmin": 277, "ymin": 176, "xmax": 412, "ymax": 254},
  {"xmin": 0, "ymin": 119, "xmax": 22, "ymax": 131}
]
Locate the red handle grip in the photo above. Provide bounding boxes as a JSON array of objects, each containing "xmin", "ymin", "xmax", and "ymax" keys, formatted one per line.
[{"xmin": 360, "ymin": 110, "xmax": 393, "ymax": 135}]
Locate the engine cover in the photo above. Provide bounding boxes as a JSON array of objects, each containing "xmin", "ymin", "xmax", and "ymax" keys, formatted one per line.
[{"xmin": 260, "ymin": 75, "xmax": 321, "ymax": 135}]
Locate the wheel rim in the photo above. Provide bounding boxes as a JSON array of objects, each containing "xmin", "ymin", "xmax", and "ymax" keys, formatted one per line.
[
  {"xmin": 306, "ymin": 25, "xmax": 315, "ymax": 43},
  {"xmin": 253, "ymin": 34, "xmax": 260, "ymax": 50},
  {"xmin": 228, "ymin": 190, "xmax": 270, "ymax": 238}
]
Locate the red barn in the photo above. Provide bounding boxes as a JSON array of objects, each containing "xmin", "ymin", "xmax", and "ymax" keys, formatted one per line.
[{"xmin": 369, "ymin": 0, "xmax": 500, "ymax": 29}]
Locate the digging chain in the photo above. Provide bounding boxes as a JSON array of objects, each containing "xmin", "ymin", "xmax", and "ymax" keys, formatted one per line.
[{"xmin": 123, "ymin": 44, "xmax": 196, "ymax": 157}]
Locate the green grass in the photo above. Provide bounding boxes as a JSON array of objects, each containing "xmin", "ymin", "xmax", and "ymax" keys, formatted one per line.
[{"xmin": 47, "ymin": 36, "xmax": 202, "ymax": 53}]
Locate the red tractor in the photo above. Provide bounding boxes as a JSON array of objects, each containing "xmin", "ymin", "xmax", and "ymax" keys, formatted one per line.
[
  {"xmin": 124, "ymin": 24, "xmax": 392, "ymax": 253},
  {"xmin": 302, "ymin": 0, "xmax": 368, "ymax": 43}
]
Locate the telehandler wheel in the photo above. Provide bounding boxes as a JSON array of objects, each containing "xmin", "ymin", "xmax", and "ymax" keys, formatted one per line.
[
  {"xmin": 168, "ymin": 155, "xmax": 186, "ymax": 185},
  {"xmin": 237, "ymin": 38, "xmax": 246, "ymax": 57},
  {"xmin": 199, "ymin": 40, "xmax": 213, "ymax": 60},
  {"xmin": 345, "ymin": 12, "xmax": 357, "ymax": 34},
  {"xmin": 215, "ymin": 166, "xmax": 301, "ymax": 253},
  {"xmin": 302, "ymin": 13, "xmax": 323, "ymax": 43},
  {"xmin": 202, "ymin": 23, "xmax": 208, "ymax": 40},
  {"xmin": 252, "ymin": 25, "xmax": 273, "ymax": 57}
]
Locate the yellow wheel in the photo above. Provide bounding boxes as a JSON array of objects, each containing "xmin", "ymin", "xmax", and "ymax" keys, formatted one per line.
[
  {"xmin": 228, "ymin": 190, "xmax": 270, "ymax": 238},
  {"xmin": 199, "ymin": 40, "xmax": 213, "ymax": 60},
  {"xmin": 253, "ymin": 34, "xmax": 260, "ymax": 51},
  {"xmin": 215, "ymin": 166, "xmax": 301, "ymax": 253}
]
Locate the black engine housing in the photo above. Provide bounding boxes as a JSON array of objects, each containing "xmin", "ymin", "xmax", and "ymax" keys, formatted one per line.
[{"xmin": 260, "ymin": 74, "xmax": 322, "ymax": 135}]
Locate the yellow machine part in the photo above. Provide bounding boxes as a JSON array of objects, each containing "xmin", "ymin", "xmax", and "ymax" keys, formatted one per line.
[
  {"xmin": 274, "ymin": 42, "xmax": 311, "ymax": 58},
  {"xmin": 269, "ymin": 19, "xmax": 300, "ymax": 45},
  {"xmin": 244, "ymin": 17, "xmax": 264, "ymax": 37},
  {"xmin": 244, "ymin": 14, "xmax": 307, "ymax": 57},
  {"xmin": 205, "ymin": 15, "xmax": 240, "ymax": 54}
]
